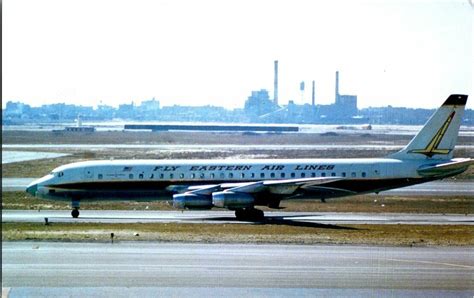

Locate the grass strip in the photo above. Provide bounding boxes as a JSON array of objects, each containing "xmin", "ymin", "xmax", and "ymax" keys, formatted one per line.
[{"xmin": 3, "ymin": 222, "xmax": 473, "ymax": 246}]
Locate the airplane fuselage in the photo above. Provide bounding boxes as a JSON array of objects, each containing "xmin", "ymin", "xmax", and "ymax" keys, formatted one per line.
[
  {"xmin": 25, "ymin": 94, "xmax": 472, "ymax": 220},
  {"xmin": 28, "ymin": 157, "xmax": 442, "ymax": 203}
]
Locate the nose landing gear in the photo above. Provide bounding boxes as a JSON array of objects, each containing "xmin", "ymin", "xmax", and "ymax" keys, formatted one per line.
[{"xmin": 71, "ymin": 199, "xmax": 80, "ymax": 218}]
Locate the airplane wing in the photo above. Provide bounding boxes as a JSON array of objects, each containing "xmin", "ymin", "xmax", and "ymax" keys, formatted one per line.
[{"xmin": 183, "ymin": 177, "xmax": 344, "ymax": 196}]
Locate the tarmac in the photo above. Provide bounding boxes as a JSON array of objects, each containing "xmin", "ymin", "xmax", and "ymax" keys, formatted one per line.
[
  {"xmin": 2, "ymin": 241, "xmax": 473, "ymax": 297},
  {"xmin": 3, "ymin": 209, "xmax": 473, "ymax": 225}
]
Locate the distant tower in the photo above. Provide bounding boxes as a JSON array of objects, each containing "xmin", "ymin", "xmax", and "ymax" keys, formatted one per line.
[
  {"xmin": 300, "ymin": 81, "xmax": 305, "ymax": 103},
  {"xmin": 274, "ymin": 60, "xmax": 279, "ymax": 106},
  {"xmin": 335, "ymin": 71, "xmax": 340, "ymax": 104},
  {"xmin": 312, "ymin": 80, "xmax": 315, "ymax": 108},
  {"xmin": 76, "ymin": 114, "xmax": 82, "ymax": 127}
]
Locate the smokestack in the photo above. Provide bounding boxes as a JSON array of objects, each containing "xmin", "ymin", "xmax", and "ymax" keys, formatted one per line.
[
  {"xmin": 312, "ymin": 80, "xmax": 315, "ymax": 107},
  {"xmin": 274, "ymin": 60, "xmax": 279, "ymax": 106},
  {"xmin": 335, "ymin": 71, "xmax": 340, "ymax": 104}
]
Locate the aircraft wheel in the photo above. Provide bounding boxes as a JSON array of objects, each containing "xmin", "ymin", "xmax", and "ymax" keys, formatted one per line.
[
  {"xmin": 235, "ymin": 209, "xmax": 245, "ymax": 220},
  {"xmin": 71, "ymin": 208, "xmax": 80, "ymax": 218},
  {"xmin": 235, "ymin": 208, "xmax": 264, "ymax": 221},
  {"xmin": 251, "ymin": 209, "xmax": 264, "ymax": 221}
]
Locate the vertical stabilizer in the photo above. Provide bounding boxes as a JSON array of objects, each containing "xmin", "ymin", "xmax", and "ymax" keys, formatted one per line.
[{"xmin": 389, "ymin": 94, "xmax": 468, "ymax": 160}]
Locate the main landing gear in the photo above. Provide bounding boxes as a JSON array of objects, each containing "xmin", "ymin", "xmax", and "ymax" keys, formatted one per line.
[
  {"xmin": 71, "ymin": 208, "xmax": 80, "ymax": 218},
  {"xmin": 235, "ymin": 208, "xmax": 264, "ymax": 221}
]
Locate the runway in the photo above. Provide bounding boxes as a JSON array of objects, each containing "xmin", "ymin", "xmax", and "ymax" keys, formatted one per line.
[
  {"xmin": 3, "ymin": 209, "xmax": 473, "ymax": 225},
  {"xmin": 3, "ymin": 143, "xmax": 474, "ymax": 150},
  {"xmin": 3, "ymin": 178, "xmax": 473, "ymax": 195},
  {"xmin": 2, "ymin": 151, "xmax": 70, "ymax": 164},
  {"xmin": 2, "ymin": 178, "xmax": 36, "ymax": 191},
  {"xmin": 2, "ymin": 241, "xmax": 473, "ymax": 297}
]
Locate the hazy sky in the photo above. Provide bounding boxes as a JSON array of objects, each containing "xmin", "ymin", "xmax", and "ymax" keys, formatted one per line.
[{"xmin": 3, "ymin": 0, "xmax": 473, "ymax": 109}]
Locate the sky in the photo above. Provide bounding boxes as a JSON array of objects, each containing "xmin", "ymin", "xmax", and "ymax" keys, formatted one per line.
[{"xmin": 2, "ymin": 0, "xmax": 473, "ymax": 110}]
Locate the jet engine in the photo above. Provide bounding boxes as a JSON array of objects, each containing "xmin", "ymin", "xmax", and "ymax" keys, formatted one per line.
[
  {"xmin": 212, "ymin": 191, "xmax": 254, "ymax": 209},
  {"xmin": 172, "ymin": 193, "xmax": 213, "ymax": 210}
]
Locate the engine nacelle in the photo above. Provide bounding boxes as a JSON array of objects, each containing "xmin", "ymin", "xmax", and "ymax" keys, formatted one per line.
[
  {"xmin": 212, "ymin": 191, "xmax": 254, "ymax": 209},
  {"xmin": 172, "ymin": 193, "xmax": 213, "ymax": 210}
]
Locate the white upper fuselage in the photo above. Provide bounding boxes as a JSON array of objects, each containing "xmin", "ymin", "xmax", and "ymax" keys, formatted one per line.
[{"xmin": 35, "ymin": 157, "xmax": 431, "ymax": 191}]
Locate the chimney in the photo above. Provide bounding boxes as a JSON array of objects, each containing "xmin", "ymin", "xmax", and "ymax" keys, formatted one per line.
[
  {"xmin": 312, "ymin": 80, "xmax": 315, "ymax": 107},
  {"xmin": 335, "ymin": 71, "xmax": 340, "ymax": 104},
  {"xmin": 274, "ymin": 60, "xmax": 279, "ymax": 106}
]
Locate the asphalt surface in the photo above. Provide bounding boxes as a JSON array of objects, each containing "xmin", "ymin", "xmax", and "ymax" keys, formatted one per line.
[
  {"xmin": 2, "ymin": 178, "xmax": 473, "ymax": 196},
  {"xmin": 2, "ymin": 151, "xmax": 70, "ymax": 164},
  {"xmin": 3, "ymin": 209, "xmax": 473, "ymax": 225},
  {"xmin": 2, "ymin": 242, "xmax": 473, "ymax": 297},
  {"xmin": 2, "ymin": 178, "xmax": 36, "ymax": 191},
  {"xmin": 3, "ymin": 144, "xmax": 474, "ymax": 150}
]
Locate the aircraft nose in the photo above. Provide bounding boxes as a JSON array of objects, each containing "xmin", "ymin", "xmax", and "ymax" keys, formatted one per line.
[{"xmin": 26, "ymin": 183, "xmax": 38, "ymax": 196}]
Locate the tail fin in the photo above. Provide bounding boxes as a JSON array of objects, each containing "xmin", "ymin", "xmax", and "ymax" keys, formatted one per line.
[{"xmin": 389, "ymin": 94, "xmax": 468, "ymax": 160}]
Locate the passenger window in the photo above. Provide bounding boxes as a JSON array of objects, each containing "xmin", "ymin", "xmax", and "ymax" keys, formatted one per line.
[
  {"xmin": 281, "ymin": 173, "xmax": 285, "ymax": 178},
  {"xmin": 331, "ymin": 172, "xmax": 336, "ymax": 177},
  {"xmin": 98, "ymin": 174, "xmax": 103, "ymax": 179},
  {"xmin": 210, "ymin": 173, "xmax": 215, "ymax": 179},
  {"xmin": 342, "ymin": 172, "xmax": 346, "ymax": 177},
  {"xmin": 129, "ymin": 174, "xmax": 134, "ymax": 179},
  {"xmin": 241, "ymin": 173, "xmax": 245, "ymax": 178},
  {"xmin": 351, "ymin": 172, "xmax": 356, "ymax": 177},
  {"xmin": 150, "ymin": 174, "xmax": 154, "ymax": 179},
  {"xmin": 229, "ymin": 173, "xmax": 233, "ymax": 178},
  {"xmin": 301, "ymin": 173, "xmax": 306, "ymax": 178},
  {"xmin": 251, "ymin": 173, "xmax": 255, "ymax": 178},
  {"xmin": 270, "ymin": 173, "xmax": 275, "ymax": 178},
  {"xmin": 291, "ymin": 173, "xmax": 296, "ymax": 178},
  {"xmin": 200, "ymin": 173, "xmax": 205, "ymax": 179},
  {"xmin": 321, "ymin": 172, "xmax": 326, "ymax": 177},
  {"xmin": 159, "ymin": 173, "xmax": 164, "ymax": 179},
  {"xmin": 179, "ymin": 173, "xmax": 184, "ymax": 179},
  {"xmin": 220, "ymin": 173, "xmax": 225, "ymax": 179},
  {"xmin": 169, "ymin": 174, "xmax": 174, "ymax": 179},
  {"xmin": 362, "ymin": 172, "xmax": 367, "ymax": 178},
  {"xmin": 311, "ymin": 173, "xmax": 316, "ymax": 177},
  {"xmin": 260, "ymin": 173, "xmax": 265, "ymax": 178},
  {"xmin": 139, "ymin": 173, "xmax": 144, "ymax": 179},
  {"xmin": 191, "ymin": 173, "xmax": 196, "ymax": 178}
]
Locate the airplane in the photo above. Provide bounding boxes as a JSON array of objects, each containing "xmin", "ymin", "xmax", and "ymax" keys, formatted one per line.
[{"xmin": 26, "ymin": 94, "xmax": 473, "ymax": 220}]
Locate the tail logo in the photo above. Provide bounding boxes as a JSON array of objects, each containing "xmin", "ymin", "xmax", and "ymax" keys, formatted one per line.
[{"xmin": 409, "ymin": 111, "xmax": 455, "ymax": 157}]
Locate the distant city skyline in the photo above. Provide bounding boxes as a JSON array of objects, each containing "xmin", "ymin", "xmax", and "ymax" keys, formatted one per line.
[{"xmin": 3, "ymin": 0, "xmax": 473, "ymax": 110}]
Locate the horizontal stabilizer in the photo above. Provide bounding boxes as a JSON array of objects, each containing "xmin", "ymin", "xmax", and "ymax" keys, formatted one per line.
[{"xmin": 417, "ymin": 158, "xmax": 474, "ymax": 177}]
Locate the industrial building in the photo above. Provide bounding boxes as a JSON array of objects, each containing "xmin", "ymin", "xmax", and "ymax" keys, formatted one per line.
[
  {"xmin": 243, "ymin": 61, "xmax": 360, "ymax": 123},
  {"xmin": 317, "ymin": 71, "xmax": 358, "ymax": 121}
]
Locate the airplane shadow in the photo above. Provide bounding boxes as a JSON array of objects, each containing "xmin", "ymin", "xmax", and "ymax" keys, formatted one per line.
[{"xmin": 199, "ymin": 215, "xmax": 361, "ymax": 230}]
